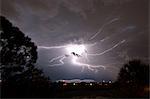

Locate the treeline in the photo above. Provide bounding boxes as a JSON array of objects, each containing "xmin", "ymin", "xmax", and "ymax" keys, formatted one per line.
[{"xmin": 0, "ymin": 16, "xmax": 51, "ymax": 97}]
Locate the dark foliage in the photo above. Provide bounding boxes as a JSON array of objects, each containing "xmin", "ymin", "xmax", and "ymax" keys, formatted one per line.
[
  {"xmin": 0, "ymin": 16, "xmax": 51, "ymax": 97},
  {"xmin": 115, "ymin": 59, "xmax": 149, "ymax": 98}
]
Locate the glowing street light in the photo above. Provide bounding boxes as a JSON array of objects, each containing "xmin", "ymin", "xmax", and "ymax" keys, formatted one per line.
[
  {"xmin": 90, "ymin": 83, "xmax": 92, "ymax": 86},
  {"xmin": 73, "ymin": 83, "xmax": 76, "ymax": 85}
]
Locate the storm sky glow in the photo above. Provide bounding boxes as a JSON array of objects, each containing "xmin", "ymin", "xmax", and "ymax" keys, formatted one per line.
[
  {"xmin": 1, "ymin": 0, "xmax": 149, "ymax": 81},
  {"xmin": 66, "ymin": 44, "xmax": 86, "ymax": 56}
]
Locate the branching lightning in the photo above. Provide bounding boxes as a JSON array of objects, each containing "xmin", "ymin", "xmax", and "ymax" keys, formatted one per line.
[
  {"xmin": 49, "ymin": 55, "xmax": 67, "ymax": 66},
  {"xmin": 72, "ymin": 57, "xmax": 106, "ymax": 72},
  {"xmin": 39, "ymin": 40, "xmax": 124, "ymax": 72},
  {"xmin": 89, "ymin": 18, "xmax": 119, "ymax": 40},
  {"xmin": 38, "ymin": 18, "xmax": 127, "ymax": 73},
  {"xmin": 88, "ymin": 40, "xmax": 126, "ymax": 56},
  {"xmin": 38, "ymin": 45, "xmax": 67, "ymax": 49}
]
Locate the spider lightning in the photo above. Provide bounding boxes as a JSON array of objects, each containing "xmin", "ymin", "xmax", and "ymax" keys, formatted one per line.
[
  {"xmin": 38, "ymin": 40, "xmax": 125, "ymax": 72},
  {"xmin": 89, "ymin": 18, "xmax": 119, "ymax": 40},
  {"xmin": 72, "ymin": 57, "xmax": 106, "ymax": 72},
  {"xmin": 49, "ymin": 55, "xmax": 67, "ymax": 66},
  {"xmin": 88, "ymin": 40, "xmax": 126, "ymax": 56},
  {"xmin": 38, "ymin": 18, "xmax": 126, "ymax": 72},
  {"xmin": 38, "ymin": 45, "xmax": 67, "ymax": 49}
]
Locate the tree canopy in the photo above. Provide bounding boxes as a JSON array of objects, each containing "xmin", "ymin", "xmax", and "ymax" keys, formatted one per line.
[
  {"xmin": 0, "ymin": 16, "xmax": 38, "ymax": 81},
  {"xmin": 116, "ymin": 59, "xmax": 149, "ymax": 97},
  {"xmin": 0, "ymin": 16, "xmax": 50, "ymax": 97},
  {"xmin": 117, "ymin": 59, "xmax": 149, "ymax": 85}
]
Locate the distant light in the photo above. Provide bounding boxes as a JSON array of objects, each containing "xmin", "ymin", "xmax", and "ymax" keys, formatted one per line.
[
  {"xmin": 144, "ymin": 86, "xmax": 150, "ymax": 92},
  {"xmin": 73, "ymin": 83, "xmax": 76, "ymax": 85},
  {"xmin": 26, "ymin": 55, "xmax": 30, "ymax": 59},
  {"xmin": 63, "ymin": 83, "xmax": 67, "ymax": 86},
  {"xmin": 102, "ymin": 80, "xmax": 105, "ymax": 83},
  {"xmin": 99, "ymin": 83, "xmax": 102, "ymax": 85},
  {"xmin": 90, "ymin": 83, "xmax": 92, "ymax": 86},
  {"xmin": 109, "ymin": 81, "xmax": 112, "ymax": 83}
]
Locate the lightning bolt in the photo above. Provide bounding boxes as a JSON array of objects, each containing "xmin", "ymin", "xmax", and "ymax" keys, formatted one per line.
[
  {"xmin": 89, "ymin": 18, "xmax": 119, "ymax": 40},
  {"xmin": 38, "ymin": 45, "xmax": 67, "ymax": 49},
  {"xmin": 72, "ymin": 57, "xmax": 106, "ymax": 72},
  {"xmin": 88, "ymin": 40, "xmax": 125, "ymax": 56},
  {"xmin": 49, "ymin": 55, "xmax": 68, "ymax": 66},
  {"xmin": 38, "ymin": 43, "xmax": 96, "ymax": 50}
]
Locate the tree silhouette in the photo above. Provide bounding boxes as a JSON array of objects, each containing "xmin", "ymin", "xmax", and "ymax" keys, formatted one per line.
[
  {"xmin": 0, "ymin": 16, "xmax": 50, "ymax": 97},
  {"xmin": 116, "ymin": 59, "xmax": 149, "ymax": 97},
  {"xmin": 0, "ymin": 16, "xmax": 37, "ymax": 81}
]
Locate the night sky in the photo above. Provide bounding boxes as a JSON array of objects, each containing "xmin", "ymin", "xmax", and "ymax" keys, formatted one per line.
[{"xmin": 1, "ymin": 0, "xmax": 149, "ymax": 81}]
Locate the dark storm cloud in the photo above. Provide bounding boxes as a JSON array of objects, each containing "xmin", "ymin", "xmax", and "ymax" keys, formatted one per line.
[
  {"xmin": 101, "ymin": 0, "xmax": 134, "ymax": 5},
  {"xmin": 1, "ymin": 0, "xmax": 149, "ymax": 81}
]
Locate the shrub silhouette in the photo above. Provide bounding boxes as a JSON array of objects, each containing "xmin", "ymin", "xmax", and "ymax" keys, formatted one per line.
[
  {"xmin": 116, "ymin": 59, "xmax": 149, "ymax": 98},
  {"xmin": 0, "ymin": 16, "xmax": 50, "ymax": 97}
]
